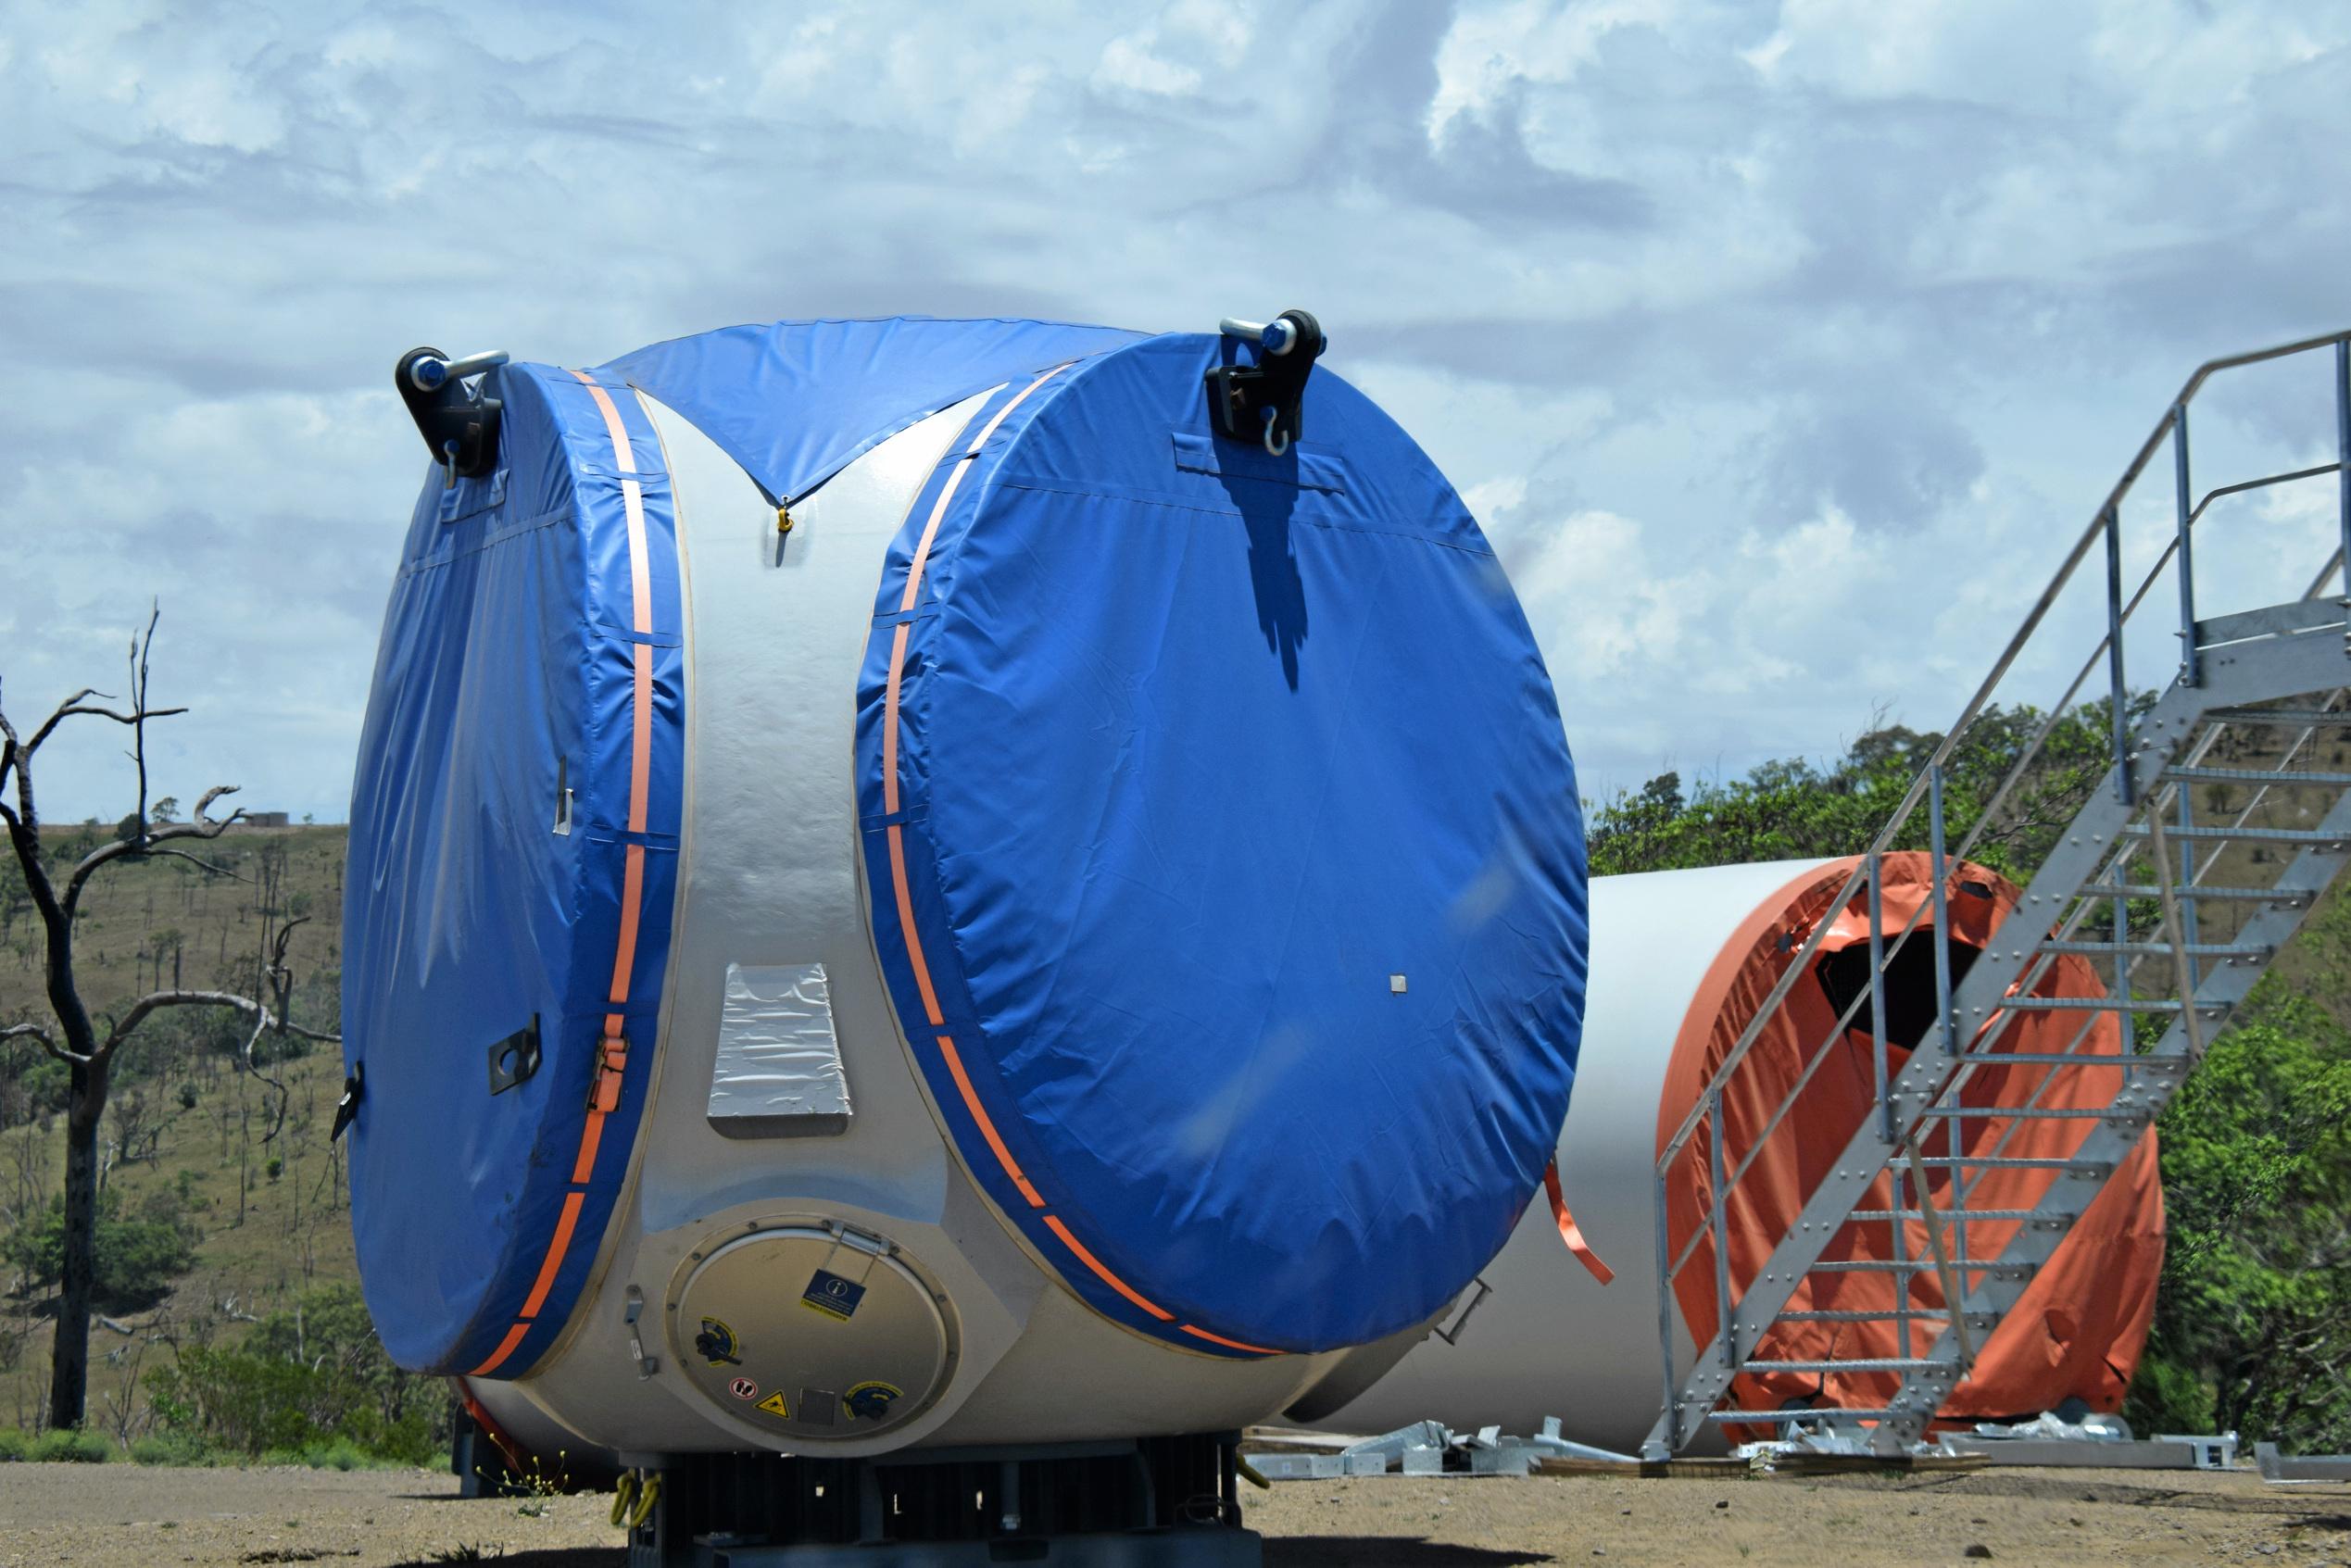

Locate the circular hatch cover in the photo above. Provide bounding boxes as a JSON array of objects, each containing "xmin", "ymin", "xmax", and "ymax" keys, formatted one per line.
[{"xmin": 670, "ymin": 1226, "xmax": 952, "ymax": 1442}]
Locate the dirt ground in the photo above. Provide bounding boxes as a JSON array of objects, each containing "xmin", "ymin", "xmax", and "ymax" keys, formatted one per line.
[{"xmin": 1, "ymin": 1461, "xmax": 2345, "ymax": 1567}]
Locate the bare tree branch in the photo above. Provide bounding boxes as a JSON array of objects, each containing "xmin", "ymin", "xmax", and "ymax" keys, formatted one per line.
[
  {"xmin": 142, "ymin": 847, "xmax": 245, "ymax": 881},
  {"xmin": 129, "ymin": 605, "xmax": 156, "ymax": 835},
  {"xmin": 99, "ymin": 990, "xmax": 272, "ymax": 1059},
  {"xmin": 2, "ymin": 692, "xmax": 191, "ymax": 800},
  {"xmin": 62, "ymin": 783, "xmax": 243, "ymax": 921},
  {"xmin": 0, "ymin": 1020, "xmax": 81, "ymax": 1066}
]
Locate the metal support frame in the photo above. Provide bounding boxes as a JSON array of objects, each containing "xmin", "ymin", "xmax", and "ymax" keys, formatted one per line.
[
  {"xmin": 1643, "ymin": 328, "xmax": 2351, "ymax": 1459},
  {"xmin": 626, "ymin": 1434, "xmax": 1258, "ymax": 1568},
  {"xmin": 2175, "ymin": 402, "xmax": 2198, "ymax": 688}
]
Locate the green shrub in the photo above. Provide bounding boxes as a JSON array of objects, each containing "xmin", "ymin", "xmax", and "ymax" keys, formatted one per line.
[
  {"xmin": 0, "ymin": 1427, "xmax": 31, "ymax": 1461},
  {"xmin": 2, "ymin": 1188, "xmax": 197, "ymax": 1310},
  {"xmin": 145, "ymin": 1283, "xmax": 448, "ymax": 1467},
  {"xmin": 253, "ymin": 1440, "xmax": 386, "ymax": 1470},
  {"xmin": 130, "ymin": 1430, "xmax": 220, "ymax": 1467},
  {"xmin": 30, "ymin": 1428, "xmax": 113, "ymax": 1462}
]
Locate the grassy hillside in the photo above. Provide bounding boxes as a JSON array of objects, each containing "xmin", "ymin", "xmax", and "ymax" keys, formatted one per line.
[{"xmin": 0, "ymin": 824, "xmax": 354, "ymax": 1441}]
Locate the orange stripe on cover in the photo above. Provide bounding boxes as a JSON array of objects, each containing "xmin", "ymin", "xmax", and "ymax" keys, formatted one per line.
[
  {"xmin": 1043, "ymin": 1215, "xmax": 1176, "ymax": 1322},
  {"xmin": 471, "ymin": 370, "xmax": 658, "ymax": 1380},
  {"xmin": 522, "ymin": 1192, "xmax": 588, "ymax": 1318},
  {"xmin": 572, "ymin": 372, "xmax": 652, "ymax": 633},
  {"xmin": 470, "ymin": 1322, "xmax": 533, "ymax": 1379},
  {"xmin": 629, "ymin": 645, "xmax": 652, "ymax": 831},
  {"xmin": 1543, "ymin": 1159, "xmax": 1616, "ymax": 1285},
  {"xmin": 609, "ymin": 846, "xmax": 646, "ymax": 1003},
  {"xmin": 937, "ymin": 1035, "xmax": 1046, "ymax": 1209},
  {"xmin": 887, "ymin": 824, "xmax": 945, "ymax": 1025},
  {"xmin": 870, "ymin": 365, "xmax": 1284, "ymax": 1361},
  {"xmin": 897, "ymin": 366, "xmax": 1069, "ymax": 614}
]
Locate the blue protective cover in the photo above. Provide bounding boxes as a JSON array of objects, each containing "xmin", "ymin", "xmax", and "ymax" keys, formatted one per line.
[
  {"xmin": 347, "ymin": 318, "xmax": 1586, "ymax": 1371},
  {"xmin": 343, "ymin": 364, "xmax": 685, "ymax": 1375},
  {"xmin": 599, "ymin": 317, "xmax": 1143, "ymax": 504},
  {"xmin": 856, "ymin": 333, "xmax": 1589, "ymax": 1355}
]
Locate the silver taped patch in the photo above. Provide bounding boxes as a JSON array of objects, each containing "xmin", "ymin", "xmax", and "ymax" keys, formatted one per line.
[{"xmin": 710, "ymin": 962, "xmax": 851, "ymax": 1136}]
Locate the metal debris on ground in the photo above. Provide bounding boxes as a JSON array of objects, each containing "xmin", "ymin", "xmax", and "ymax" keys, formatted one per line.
[
  {"xmin": 1251, "ymin": 1418, "xmax": 1639, "ymax": 1480},
  {"xmin": 2253, "ymin": 1442, "xmax": 2351, "ymax": 1485},
  {"xmin": 1729, "ymin": 1411, "xmax": 2244, "ymax": 1474}
]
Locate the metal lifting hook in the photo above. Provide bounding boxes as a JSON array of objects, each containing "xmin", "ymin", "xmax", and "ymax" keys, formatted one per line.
[{"xmin": 1206, "ymin": 308, "xmax": 1326, "ymax": 456}]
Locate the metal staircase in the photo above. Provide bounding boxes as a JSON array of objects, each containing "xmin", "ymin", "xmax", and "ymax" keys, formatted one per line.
[{"xmin": 1643, "ymin": 329, "xmax": 2351, "ymax": 1459}]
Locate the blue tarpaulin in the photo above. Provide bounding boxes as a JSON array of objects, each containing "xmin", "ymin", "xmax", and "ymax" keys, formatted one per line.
[
  {"xmin": 853, "ymin": 332, "xmax": 1590, "ymax": 1354},
  {"xmin": 346, "ymin": 317, "xmax": 1587, "ymax": 1373},
  {"xmin": 599, "ymin": 316, "xmax": 1144, "ymax": 504},
  {"xmin": 343, "ymin": 363, "xmax": 684, "ymax": 1376}
]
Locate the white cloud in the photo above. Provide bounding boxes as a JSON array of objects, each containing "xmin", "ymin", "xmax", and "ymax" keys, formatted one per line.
[{"xmin": 2, "ymin": 0, "xmax": 2348, "ymax": 822}]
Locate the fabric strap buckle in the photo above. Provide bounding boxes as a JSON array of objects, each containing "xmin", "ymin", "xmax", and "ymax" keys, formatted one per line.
[{"xmin": 587, "ymin": 1034, "xmax": 629, "ymax": 1115}]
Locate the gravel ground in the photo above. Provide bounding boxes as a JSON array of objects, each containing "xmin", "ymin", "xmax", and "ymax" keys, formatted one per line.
[{"xmin": 0, "ymin": 1461, "xmax": 2345, "ymax": 1566}]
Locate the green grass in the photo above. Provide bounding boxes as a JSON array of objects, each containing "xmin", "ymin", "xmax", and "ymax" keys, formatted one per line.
[{"xmin": 20, "ymin": 1426, "xmax": 114, "ymax": 1461}]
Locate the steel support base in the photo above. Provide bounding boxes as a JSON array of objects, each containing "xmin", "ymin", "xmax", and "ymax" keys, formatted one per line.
[{"xmin": 626, "ymin": 1433, "xmax": 1260, "ymax": 1568}]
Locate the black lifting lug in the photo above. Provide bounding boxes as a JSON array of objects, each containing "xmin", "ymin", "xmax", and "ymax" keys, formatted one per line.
[
  {"xmin": 396, "ymin": 345, "xmax": 509, "ymax": 486},
  {"xmin": 332, "ymin": 1062, "xmax": 364, "ymax": 1143},
  {"xmin": 1206, "ymin": 309, "xmax": 1326, "ymax": 457}
]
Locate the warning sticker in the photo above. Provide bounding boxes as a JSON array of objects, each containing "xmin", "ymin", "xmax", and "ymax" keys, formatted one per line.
[
  {"xmin": 844, "ymin": 1381, "xmax": 900, "ymax": 1422},
  {"xmin": 729, "ymin": 1377, "xmax": 759, "ymax": 1400},
  {"xmin": 801, "ymin": 1269, "xmax": 867, "ymax": 1323},
  {"xmin": 755, "ymin": 1390, "xmax": 791, "ymax": 1421},
  {"xmin": 696, "ymin": 1316, "xmax": 743, "ymax": 1366}
]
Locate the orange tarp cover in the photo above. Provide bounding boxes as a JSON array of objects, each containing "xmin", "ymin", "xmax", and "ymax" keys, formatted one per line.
[{"xmin": 1656, "ymin": 854, "xmax": 2164, "ymax": 1426}]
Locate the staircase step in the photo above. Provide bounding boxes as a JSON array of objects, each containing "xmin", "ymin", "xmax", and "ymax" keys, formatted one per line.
[
  {"xmin": 2206, "ymin": 707, "xmax": 2351, "ymax": 727},
  {"xmin": 1778, "ymin": 1310, "xmax": 1952, "ymax": 1324},
  {"xmin": 1810, "ymin": 1258, "xmax": 2034, "ymax": 1274},
  {"xmin": 1707, "ymin": 1408, "xmax": 1900, "ymax": 1424},
  {"xmin": 2080, "ymin": 883, "xmax": 2310, "ymax": 903},
  {"xmin": 1954, "ymin": 1052, "xmax": 2185, "ymax": 1067},
  {"xmin": 2000, "ymin": 996, "xmax": 2184, "ymax": 1011},
  {"xmin": 2118, "ymin": 822, "xmax": 2347, "ymax": 845},
  {"xmin": 1741, "ymin": 1358, "xmax": 1949, "ymax": 1374},
  {"xmin": 2036, "ymin": 939, "xmax": 2272, "ymax": 959},
  {"xmin": 1911, "ymin": 1156, "xmax": 2113, "ymax": 1172},
  {"xmin": 1922, "ymin": 1105, "xmax": 2156, "ymax": 1121},
  {"xmin": 2161, "ymin": 764, "xmax": 2351, "ymax": 786},
  {"xmin": 1849, "ymin": 1209, "xmax": 2048, "ymax": 1223}
]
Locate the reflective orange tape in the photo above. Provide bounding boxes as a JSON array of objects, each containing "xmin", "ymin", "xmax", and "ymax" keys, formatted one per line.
[
  {"xmin": 897, "ymin": 367, "xmax": 1069, "ymax": 614},
  {"xmin": 873, "ymin": 365, "xmax": 1286, "ymax": 1360},
  {"xmin": 570, "ymin": 1102, "xmax": 607, "ymax": 1185},
  {"xmin": 1544, "ymin": 1159, "xmax": 1615, "ymax": 1286},
  {"xmin": 1043, "ymin": 1215, "xmax": 1175, "ymax": 1322},
  {"xmin": 937, "ymin": 1035, "xmax": 1044, "ymax": 1209},
  {"xmin": 882, "ymin": 623, "xmax": 911, "ymax": 816},
  {"xmin": 471, "ymin": 370, "xmax": 659, "ymax": 1381},
  {"xmin": 887, "ymin": 824, "xmax": 945, "ymax": 1025},
  {"xmin": 572, "ymin": 371, "xmax": 652, "ymax": 633},
  {"xmin": 470, "ymin": 1322, "xmax": 534, "ymax": 1379},
  {"xmin": 1180, "ymin": 1323, "xmax": 1278, "ymax": 1356},
  {"xmin": 521, "ymin": 1192, "xmax": 587, "ymax": 1319},
  {"xmin": 628, "ymin": 645, "xmax": 652, "ymax": 832},
  {"xmin": 609, "ymin": 846, "xmax": 646, "ymax": 1004}
]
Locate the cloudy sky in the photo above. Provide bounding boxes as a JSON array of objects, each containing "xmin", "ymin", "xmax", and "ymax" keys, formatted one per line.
[{"xmin": 5, "ymin": 0, "xmax": 2348, "ymax": 823}]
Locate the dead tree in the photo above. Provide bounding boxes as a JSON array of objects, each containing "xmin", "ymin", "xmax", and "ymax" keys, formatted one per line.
[{"xmin": 0, "ymin": 604, "xmax": 334, "ymax": 1430}]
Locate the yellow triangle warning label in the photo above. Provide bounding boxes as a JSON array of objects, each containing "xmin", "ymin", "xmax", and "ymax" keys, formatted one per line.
[{"xmin": 755, "ymin": 1390, "xmax": 790, "ymax": 1420}]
